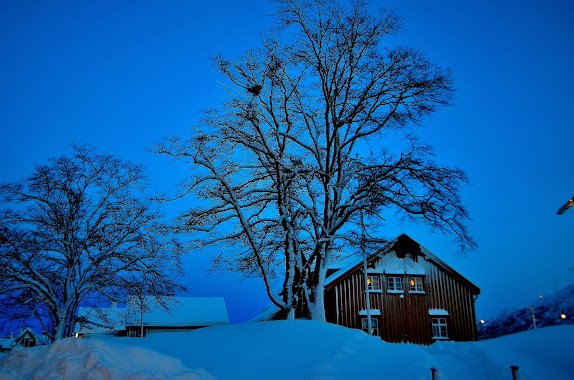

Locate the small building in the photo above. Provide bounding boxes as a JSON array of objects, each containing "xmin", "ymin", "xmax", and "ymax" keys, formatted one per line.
[
  {"xmin": 253, "ymin": 234, "xmax": 480, "ymax": 345},
  {"xmin": 0, "ymin": 328, "xmax": 49, "ymax": 352},
  {"xmin": 76, "ymin": 296, "xmax": 230, "ymax": 338},
  {"xmin": 125, "ymin": 296, "xmax": 230, "ymax": 337}
]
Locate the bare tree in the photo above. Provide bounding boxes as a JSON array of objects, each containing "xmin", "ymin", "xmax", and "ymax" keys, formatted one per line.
[
  {"xmin": 156, "ymin": 0, "xmax": 475, "ymax": 320},
  {"xmin": 0, "ymin": 145, "xmax": 184, "ymax": 340}
]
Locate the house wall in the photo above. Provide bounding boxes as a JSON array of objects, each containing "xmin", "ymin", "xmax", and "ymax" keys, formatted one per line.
[{"xmin": 325, "ymin": 253, "xmax": 478, "ymax": 345}]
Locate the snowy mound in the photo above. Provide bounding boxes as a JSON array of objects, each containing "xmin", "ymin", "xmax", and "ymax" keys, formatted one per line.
[
  {"xmin": 1, "ymin": 320, "xmax": 573, "ymax": 379},
  {"xmin": 0, "ymin": 337, "xmax": 209, "ymax": 380}
]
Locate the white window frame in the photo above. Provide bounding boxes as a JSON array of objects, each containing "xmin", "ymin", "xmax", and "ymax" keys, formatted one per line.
[
  {"xmin": 361, "ymin": 317, "xmax": 379, "ymax": 336},
  {"xmin": 386, "ymin": 276, "xmax": 403, "ymax": 293},
  {"xmin": 408, "ymin": 276, "xmax": 425, "ymax": 293},
  {"xmin": 367, "ymin": 275, "xmax": 382, "ymax": 291},
  {"xmin": 432, "ymin": 317, "xmax": 449, "ymax": 339}
]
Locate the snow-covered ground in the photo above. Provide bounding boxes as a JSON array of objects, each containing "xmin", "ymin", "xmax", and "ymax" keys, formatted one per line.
[{"xmin": 1, "ymin": 320, "xmax": 572, "ymax": 379}]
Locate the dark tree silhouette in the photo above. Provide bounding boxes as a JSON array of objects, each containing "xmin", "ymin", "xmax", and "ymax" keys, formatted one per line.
[
  {"xmin": 156, "ymin": 0, "xmax": 475, "ymax": 320},
  {"xmin": 0, "ymin": 145, "xmax": 184, "ymax": 340}
]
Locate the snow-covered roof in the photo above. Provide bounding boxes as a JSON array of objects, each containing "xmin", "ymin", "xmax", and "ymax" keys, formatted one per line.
[
  {"xmin": 358, "ymin": 309, "xmax": 381, "ymax": 316},
  {"xmin": 76, "ymin": 297, "xmax": 230, "ymax": 334},
  {"xmin": 325, "ymin": 234, "xmax": 479, "ymax": 294},
  {"xmin": 428, "ymin": 309, "xmax": 449, "ymax": 316},
  {"xmin": 76, "ymin": 305, "xmax": 127, "ymax": 335},
  {"xmin": 128, "ymin": 296, "xmax": 230, "ymax": 327},
  {"xmin": 0, "ymin": 337, "xmax": 14, "ymax": 350}
]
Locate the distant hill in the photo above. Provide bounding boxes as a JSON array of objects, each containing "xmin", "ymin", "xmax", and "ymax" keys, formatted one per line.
[{"xmin": 479, "ymin": 282, "xmax": 574, "ymax": 339}]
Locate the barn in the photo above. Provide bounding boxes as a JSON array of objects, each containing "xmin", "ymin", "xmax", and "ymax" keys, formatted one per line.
[
  {"xmin": 252, "ymin": 234, "xmax": 480, "ymax": 345},
  {"xmin": 324, "ymin": 234, "xmax": 480, "ymax": 344}
]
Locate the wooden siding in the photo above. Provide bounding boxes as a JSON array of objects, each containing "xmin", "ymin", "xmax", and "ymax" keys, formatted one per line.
[{"xmin": 325, "ymin": 247, "xmax": 478, "ymax": 345}]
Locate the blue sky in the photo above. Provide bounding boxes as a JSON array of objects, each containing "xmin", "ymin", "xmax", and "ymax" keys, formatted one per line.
[{"xmin": 1, "ymin": 0, "xmax": 573, "ymax": 324}]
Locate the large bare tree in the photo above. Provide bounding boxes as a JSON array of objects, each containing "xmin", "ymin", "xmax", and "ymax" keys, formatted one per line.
[
  {"xmin": 0, "ymin": 145, "xmax": 184, "ymax": 340},
  {"xmin": 157, "ymin": 0, "xmax": 475, "ymax": 320}
]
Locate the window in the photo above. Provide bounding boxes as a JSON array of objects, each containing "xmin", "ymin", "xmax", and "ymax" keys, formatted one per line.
[
  {"xmin": 432, "ymin": 318, "xmax": 448, "ymax": 339},
  {"xmin": 361, "ymin": 317, "xmax": 379, "ymax": 336},
  {"xmin": 409, "ymin": 277, "xmax": 424, "ymax": 293},
  {"xmin": 387, "ymin": 276, "xmax": 403, "ymax": 292},
  {"xmin": 367, "ymin": 275, "xmax": 381, "ymax": 291}
]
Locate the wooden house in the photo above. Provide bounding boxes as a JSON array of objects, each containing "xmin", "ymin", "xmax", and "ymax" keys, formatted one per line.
[
  {"xmin": 252, "ymin": 234, "xmax": 480, "ymax": 345},
  {"xmin": 324, "ymin": 234, "xmax": 480, "ymax": 344}
]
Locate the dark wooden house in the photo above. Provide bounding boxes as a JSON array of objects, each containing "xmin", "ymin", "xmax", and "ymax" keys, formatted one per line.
[{"xmin": 324, "ymin": 234, "xmax": 480, "ymax": 344}]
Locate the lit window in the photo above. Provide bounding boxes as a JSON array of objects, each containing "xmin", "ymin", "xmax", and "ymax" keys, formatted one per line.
[
  {"xmin": 361, "ymin": 317, "xmax": 379, "ymax": 336},
  {"xmin": 387, "ymin": 276, "xmax": 403, "ymax": 292},
  {"xmin": 432, "ymin": 318, "xmax": 448, "ymax": 339},
  {"xmin": 367, "ymin": 275, "xmax": 381, "ymax": 290},
  {"xmin": 409, "ymin": 277, "xmax": 424, "ymax": 293}
]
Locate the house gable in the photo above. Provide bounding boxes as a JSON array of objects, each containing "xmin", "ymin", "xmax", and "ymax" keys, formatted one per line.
[{"xmin": 324, "ymin": 234, "xmax": 480, "ymax": 344}]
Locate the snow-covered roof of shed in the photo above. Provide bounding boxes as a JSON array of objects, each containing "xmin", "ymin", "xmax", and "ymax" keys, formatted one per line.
[
  {"xmin": 0, "ymin": 337, "xmax": 14, "ymax": 349},
  {"xmin": 128, "ymin": 296, "xmax": 230, "ymax": 327}
]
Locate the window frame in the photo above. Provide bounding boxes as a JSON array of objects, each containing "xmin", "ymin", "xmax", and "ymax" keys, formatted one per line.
[
  {"xmin": 367, "ymin": 274, "xmax": 382, "ymax": 291},
  {"xmin": 408, "ymin": 276, "xmax": 425, "ymax": 294},
  {"xmin": 386, "ymin": 275, "xmax": 404, "ymax": 293},
  {"xmin": 431, "ymin": 317, "xmax": 449, "ymax": 339},
  {"xmin": 361, "ymin": 317, "xmax": 379, "ymax": 336}
]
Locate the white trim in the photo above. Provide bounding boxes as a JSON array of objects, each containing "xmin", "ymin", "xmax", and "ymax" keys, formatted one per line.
[
  {"xmin": 359, "ymin": 309, "xmax": 381, "ymax": 316},
  {"xmin": 386, "ymin": 289, "xmax": 404, "ymax": 294}
]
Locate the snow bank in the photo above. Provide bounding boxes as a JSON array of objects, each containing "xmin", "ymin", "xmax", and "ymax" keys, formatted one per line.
[
  {"xmin": 1, "ymin": 321, "xmax": 573, "ymax": 379},
  {"xmin": 0, "ymin": 335, "xmax": 210, "ymax": 380}
]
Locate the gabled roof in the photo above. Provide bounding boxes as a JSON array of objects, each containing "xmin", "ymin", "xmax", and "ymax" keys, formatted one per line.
[{"xmin": 325, "ymin": 234, "xmax": 479, "ymax": 295}]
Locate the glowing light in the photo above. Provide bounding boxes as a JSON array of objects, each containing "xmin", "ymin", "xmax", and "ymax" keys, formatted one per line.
[
  {"xmin": 480, "ymin": 319, "xmax": 485, "ymax": 324},
  {"xmin": 561, "ymin": 313, "xmax": 567, "ymax": 319}
]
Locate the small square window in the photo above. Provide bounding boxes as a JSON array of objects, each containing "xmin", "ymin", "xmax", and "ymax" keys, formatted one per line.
[
  {"xmin": 367, "ymin": 275, "xmax": 381, "ymax": 290},
  {"xmin": 409, "ymin": 277, "xmax": 424, "ymax": 293},
  {"xmin": 361, "ymin": 317, "xmax": 379, "ymax": 336},
  {"xmin": 432, "ymin": 317, "xmax": 448, "ymax": 339},
  {"xmin": 387, "ymin": 276, "xmax": 403, "ymax": 292}
]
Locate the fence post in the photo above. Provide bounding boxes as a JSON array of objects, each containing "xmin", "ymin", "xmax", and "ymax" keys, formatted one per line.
[
  {"xmin": 430, "ymin": 367, "xmax": 438, "ymax": 380},
  {"xmin": 510, "ymin": 365, "xmax": 520, "ymax": 380}
]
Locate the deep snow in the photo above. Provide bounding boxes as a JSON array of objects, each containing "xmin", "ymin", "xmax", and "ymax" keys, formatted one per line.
[{"xmin": 1, "ymin": 320, "xmax": 572, "ymax": 379}]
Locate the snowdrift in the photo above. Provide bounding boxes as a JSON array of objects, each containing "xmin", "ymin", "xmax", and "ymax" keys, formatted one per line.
[{"xmin": 1, "ymin": 320, "xmax": 573, "ymax": 379}]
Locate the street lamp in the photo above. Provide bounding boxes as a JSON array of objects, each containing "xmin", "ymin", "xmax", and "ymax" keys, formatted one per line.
[{"xmin": 556, "ymin": 196, "xmax": 574, "ymax": 214}]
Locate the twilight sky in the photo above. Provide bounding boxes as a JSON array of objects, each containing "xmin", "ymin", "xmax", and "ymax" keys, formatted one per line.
[{"xmin": 1, "ymin": 0, "xmax": 573, "ymax": 324}]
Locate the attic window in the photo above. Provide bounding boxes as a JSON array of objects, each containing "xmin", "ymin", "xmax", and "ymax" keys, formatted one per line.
[
  {"xmin": 409, "ymin": 277, "xmax": 424, "ymax": 293},
  {"xmin": 367, "ymin": 275, "xmax": 381, "ymax": 291},
  {"xmin": 387, "ymin": 276, "xmax": 403, "ymax": 293}
]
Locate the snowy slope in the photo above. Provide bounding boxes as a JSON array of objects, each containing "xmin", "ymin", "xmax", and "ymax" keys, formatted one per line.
[
  {"xmin": 1, "ymin": 320, "xmax": 573, "ymax": 379},
  {"xmin": 480, "ymin": 282, "xmax": 574, "ymax": 339}
]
